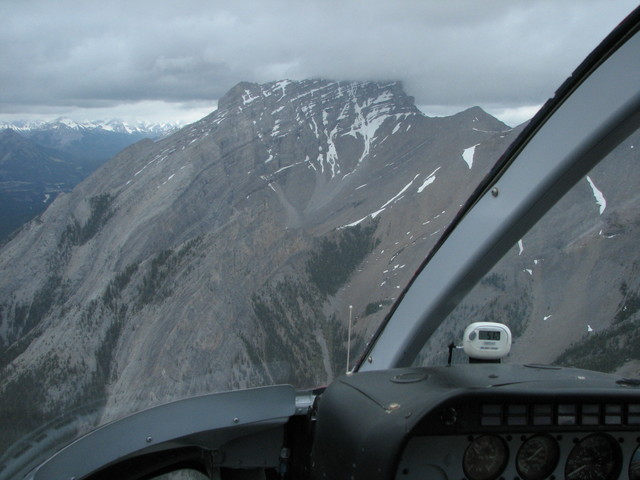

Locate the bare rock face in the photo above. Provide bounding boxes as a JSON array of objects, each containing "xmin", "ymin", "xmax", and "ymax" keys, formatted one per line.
[{"xmin": 0, "ymin": 79, "xmax": 513, "ymax": 451}]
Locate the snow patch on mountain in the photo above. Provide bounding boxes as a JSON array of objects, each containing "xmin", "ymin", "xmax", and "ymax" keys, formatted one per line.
[
  {"xmin": 586, "ymin": 175, "xmax": 606, "ymax": 214},
  {"xmin": 462, "ymin": 144, "xmax": 479, "ymax": 169},
  {"xmin": 418, "ymin": 167, "xmax": 441, "ymax": 193},
  {"xmin": 344, "ymin": 174, "xmax": 422, "ymax": 227}
]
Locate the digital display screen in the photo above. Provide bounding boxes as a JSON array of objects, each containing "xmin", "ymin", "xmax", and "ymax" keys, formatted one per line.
[{"xmin": 479, "ymin": 330, "xmax": 501, "ymax": 341}]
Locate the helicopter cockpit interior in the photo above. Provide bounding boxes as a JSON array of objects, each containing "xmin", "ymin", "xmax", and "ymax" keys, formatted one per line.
[{"xmin": 7, "ymin": 4, "xmax": 640, "ymax": 480}]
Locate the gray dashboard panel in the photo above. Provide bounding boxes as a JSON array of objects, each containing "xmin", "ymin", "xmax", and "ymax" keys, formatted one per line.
[{"xmin": 26, "ymin": 385, "xmax": 296, "ymax": 479}]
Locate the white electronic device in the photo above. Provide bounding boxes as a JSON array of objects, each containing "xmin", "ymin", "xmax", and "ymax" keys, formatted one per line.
[{"xmin": 463, "ymin": 322, "xmax": 512, "ymax": 360}]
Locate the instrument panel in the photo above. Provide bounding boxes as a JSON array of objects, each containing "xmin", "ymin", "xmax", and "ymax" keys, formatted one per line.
[
  {"xmin": 397, "ymin": 431, "xmax": 640, "ymax": 480},
  {"xmin": 397, "ymin": 398, "xmax": 640, "ymax": 480}
]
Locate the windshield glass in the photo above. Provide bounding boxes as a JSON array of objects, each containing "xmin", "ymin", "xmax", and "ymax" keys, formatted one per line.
[
  {"xmin": 415, "ymin": 127, "xmax": 640, "ymax": 374},
  {"xmin": 0, "ymin": 3, "xmax": 637, "ymax": 479}
]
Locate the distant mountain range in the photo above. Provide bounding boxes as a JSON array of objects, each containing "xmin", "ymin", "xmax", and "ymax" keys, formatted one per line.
[
  {"xmin": 0, "ymin": 119, "xmax": 180, "ymax": 243},
  {"xmin": 0, "ymin": 117, "xmax": 181, "ymax": 139}
]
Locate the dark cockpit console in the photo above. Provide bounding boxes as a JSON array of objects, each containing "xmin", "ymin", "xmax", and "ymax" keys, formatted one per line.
[{"xmin": 310, "ymin": 364, "xmax": 640, "ymax": 480}]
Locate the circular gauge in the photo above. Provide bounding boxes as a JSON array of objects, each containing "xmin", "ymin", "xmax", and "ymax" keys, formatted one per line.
[
  {"xmin": 564, "ymin": 433, "xmax": 621, "ymax": 480},
  {"xmin": 516, "ymin": 434, "xmax": 560, "ymax": 480},
  {"xmin": 463, "ymin": 435, "xmax": 508, "ymax": 480},
  {"xmin": 630, "ymin": 444, "xmax": 640, "ymax": 480}
]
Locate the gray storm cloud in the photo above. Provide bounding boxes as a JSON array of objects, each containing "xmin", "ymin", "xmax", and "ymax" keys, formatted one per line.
[{"xmin": 1, "ymin": 0, "xmax": 636, "ymax": 123}]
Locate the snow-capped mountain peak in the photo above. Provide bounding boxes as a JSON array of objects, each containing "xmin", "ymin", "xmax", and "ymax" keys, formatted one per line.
[
  {"xmin": 0, "ymin": 118, "xmax": 182, "ymax": 136},
  {"xmin": 0, "ymin": 78, "xmax": 522, "ymax": 442}
]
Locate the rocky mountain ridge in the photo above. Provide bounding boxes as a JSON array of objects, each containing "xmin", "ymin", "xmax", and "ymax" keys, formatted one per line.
[
  {"xmin": 0, "ymin": 79, "xmax": 517, "ymax": 464},
  {"xmin": 1, "ymin": 79, "xmax": 639, "ymax": 479}
]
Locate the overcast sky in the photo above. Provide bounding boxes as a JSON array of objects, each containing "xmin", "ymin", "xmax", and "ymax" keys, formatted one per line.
[{"xmin": 1, "ymin": 1, "xmax": 637, "ymax": 127}]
